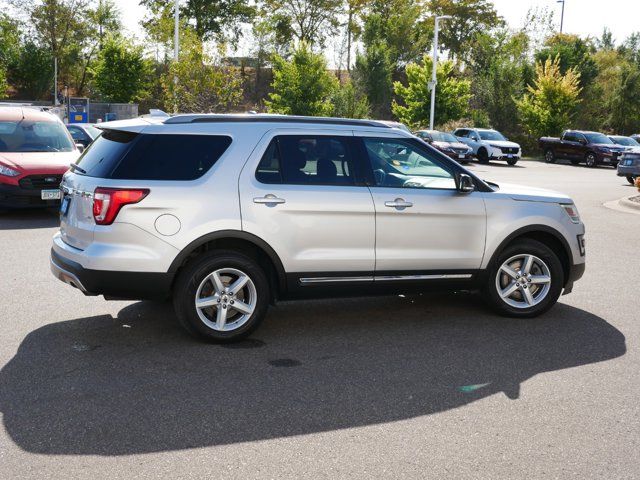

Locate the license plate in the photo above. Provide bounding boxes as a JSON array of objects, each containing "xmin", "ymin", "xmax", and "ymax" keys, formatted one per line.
[
  {"xmin": 41, "ymin": 189, "xmax": 61, "ymax": 200},
  {"xmin": 507, "ymin": 154, "xmax": 514, "ymax": 158},
  {"xmin": 60, "ymin": 195, "xmax": 70, "ymax": 216},
  {"xmin": 458, "ymin": 154, "xmax": 465, "ymax": 159}
]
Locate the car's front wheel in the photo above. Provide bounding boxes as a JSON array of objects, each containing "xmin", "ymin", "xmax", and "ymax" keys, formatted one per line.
[
  {"xmin": 484, "ymin": 239, "xmax": 564, "ymax": 318},
  {"xmin": 627, "ymin": 175, "xmax": 637, "ymax": 185},
  {"xmin": 477, "ymin": 148, "xmax": 489, "ymax": 164},
  {"xmin": 544, "ymin": 149, "xmax": 555, "ymax": 163},
  {"xmin": 173, "ymin": 250, "xmax": 270, "ymax": 342},
  {"xmin": 585, "ymin": 152, "xmax": 597, "ymax": 168}
]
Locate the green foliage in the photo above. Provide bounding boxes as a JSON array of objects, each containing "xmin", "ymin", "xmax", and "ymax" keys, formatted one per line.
[
  {"xmin": 516, "ymin": 56, "xmax": 582, "ymax": 139},
  {"xmin": 92, "ymin": 36, "xmax": 151, "ymax": 103},
  {"xmin": 331, "ymin": 80, "xmax": 370, "ymax": 119},
  {"xmin": 535, "ymin": 34, "xmax": 597, "ymax": 87},
  {"xmin": 606, "ymin": 62, "xmax": 640, "ymax": 134},
  {"xmin": 266, "ymin": 43, "xmax": 338, "ymax": 116},
  {"xmin": 392, "ymin": 56, "xmax": 471, "ymax": 129},
  {"xmin": 0, "ymin": 14, "xmax": 21, "ymax": 98},
  {"xmin": 162, "ymin": 40, "xmax": 243, "ymax": 113},
  {"xmin": 427, "ymin": 0, "xmax": 504, "ymax": 60},
  {"xmin": 9, "ymin": 41, "xmax": 54, "ymax": 100},
  {"xmin": 264, "ymin": 0, "xmax": 341, "ymax": 47},
  {"xmin": 353, "ymin": 41, "xmax": 393, "ymax": 118}
]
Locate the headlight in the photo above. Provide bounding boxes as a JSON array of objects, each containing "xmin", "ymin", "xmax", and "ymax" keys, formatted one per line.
[
  {"xmin": 599, "ymin": 147, "xmax": 611, "ymax": 153},
  {"xmin": 0, "ymin": 164, "xmax": 19, "ymax": 177},
  {"xmin": 561, "ymin": 203, "xmax": 581, "ymax": 223}
]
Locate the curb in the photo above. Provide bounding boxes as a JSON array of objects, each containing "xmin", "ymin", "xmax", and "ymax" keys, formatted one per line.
[{"xmin": 619, "ymin": 196, "xmax": 640, "ymax": 211}]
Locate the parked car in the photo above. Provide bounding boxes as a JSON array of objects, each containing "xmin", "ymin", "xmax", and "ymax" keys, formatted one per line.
[
  {"xmin": 631, "ymin": 134, "xmax": 640, "ymax": 143},
  {"xmin": 539, "ymin": 130, "xmax": 626, "ymax": 168},
  {"xmin": 377, "ymin": 120, "xmax": 412, "ymax": 133},
  {"xmin": 50, "ymin": 114, "xmax": 585, "ymax": 342},
  {"xmin": 453, "ymin": 128, "xmax": 521, "ymax": 165},
  {"xmin": 617, "ymin": 148, "xmax": 640, "ymax": 184},
  {"xmin": 66, "ymin": 123, "xmax": 101, "ymax": 148},
  {"xmin": 0, "ymin": 107, "xmax": 81, "ymax": 209},
  {"xmin": 415, "ymin": 130, "xmax": 473, "ymax": 163}
]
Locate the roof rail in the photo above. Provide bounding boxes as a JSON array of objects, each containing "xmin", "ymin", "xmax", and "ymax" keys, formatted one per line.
[{"xmin": 163, "ymin": 113, "xmax": 391, "ymax": 128}]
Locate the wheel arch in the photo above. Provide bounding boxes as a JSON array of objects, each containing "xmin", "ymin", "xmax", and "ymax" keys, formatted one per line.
[
  {"xmin": 168, "ymin": 230, "xmax": 287, "ymax": 299},
  {"xmin": 486, "ymin": 225, "xmax": 572, "ymax": 286}
]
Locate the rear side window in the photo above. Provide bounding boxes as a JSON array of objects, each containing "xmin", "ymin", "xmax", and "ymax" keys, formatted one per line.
[
  {"xmin": 256, "ymin": 135, "xmax": 355, "ymax": 186},
  {"xmin": 76, "ymin": 131, "xmax": 231, "ymax": 180}
]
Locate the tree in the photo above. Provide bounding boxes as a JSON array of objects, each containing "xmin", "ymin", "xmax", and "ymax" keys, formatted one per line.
[
  {"xmin": 427, "ymin": 0, "xmax": 504, "ymax": 60},
  {"xmin": 535, "ymin": 34, "xmax": 597, "ymax": 87},
  {"xmin": 0, "ymin": 14, "xmax": 21, "ymax": 98},
  {"xmin": 162, "ymin": 40, "xmax": 243, "ymax": 113},
  {"xmin": 392, "ymin": 56, "xmax": 471, "ymax": 129},
  {"xmin": 516, "ymin": 56, "xmax": 581, "ymax": 139},
  {"xmin": 606, "ymin": 62, "xmax": 640, "ymax": 134},
  {"xmin": 264, "ymin": 0, "xmax": 341, "ymax": 47},
  {"xmin": 141, "ymin": 0, "xmax": 254, "ymax": 44},
  {"xmin": 266, "ymin": 43, "xmax": 338, "ymax": 116},
  {"xmin": 9, "ymin": 41, "xmax": 54, "ymax": 99},
  {"xmin": 331, "ymin": 80, "xmax": 370, "ymax": 119},
  {"xmin": 92, "ymin": 35, "xmax": 151, "ymax": 103},
  {"xmin": 353, "ymin": 42, "xmax": 393, "ymax": 118}
]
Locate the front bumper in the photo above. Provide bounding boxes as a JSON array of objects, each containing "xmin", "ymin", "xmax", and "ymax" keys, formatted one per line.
[
  {"xmin": 444, "ymin": 151, "xmax": 473, "ymax": 162},
  {"xmin": 0, "ymin": 182, "xmax": 61, "ymax": 209},
  {"xmin": 50, "ymin": 248, "xmax": 174, "ymax": 300},
  {"xmin": 488, "ymin": 147, "xmax": 521, "ymax": 161}
]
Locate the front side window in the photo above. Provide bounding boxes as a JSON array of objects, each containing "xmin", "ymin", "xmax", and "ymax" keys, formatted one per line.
[
  {"xmin": 564, "ymin": 132, "xmax": 578, "ymax": 142},
  {"xmin": 256, "ymin": 135, "xmax": 355, "ymax": 186},
  {"xmin": 0, "ymin": 120, "xmax": 75, "ymax": 153},
  {"xmin": 363, "ymin": 137, "xmax": 456, "ymax": 190}
]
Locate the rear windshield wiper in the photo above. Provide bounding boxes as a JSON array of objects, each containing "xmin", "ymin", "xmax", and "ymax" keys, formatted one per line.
[{"xmin": 69, "ymin": 163, "xmax": 87, "ymax": 175}]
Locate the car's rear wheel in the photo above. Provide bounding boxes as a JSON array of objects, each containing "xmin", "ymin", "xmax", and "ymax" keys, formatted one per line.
[
  {"xmin": 627, "ymin": 175, "xmax": 637, "ymax": 185},
  {"xmin": 484, "ymin": 239, "xmax": 564, "ymax": 318},
  {"xmin": 477, "ymin": 148, "xmax": 489, "ymax": 164},
  {"xmin": 173, "ymin": 250, "xmax": 270, "ymax": 342},
  {"xmin": 585, "ymin": 152, "xmax": 597, "ymax": 168},
  {"xmin": 544, "ymin": 149, "xmax": 555, "ymax": 163}
]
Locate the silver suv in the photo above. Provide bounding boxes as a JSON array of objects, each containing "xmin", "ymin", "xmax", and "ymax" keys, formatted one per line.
[{"xmin": 50, "ymin": 115, "xmax": 586, "ymax": 342}]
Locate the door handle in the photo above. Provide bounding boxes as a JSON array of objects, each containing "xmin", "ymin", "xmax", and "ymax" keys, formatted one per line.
[
  {"xmin": 253, "ymin": 194, "xmax": 286, "ymax": 205},
  {"xmin": 384, "ymin": 198, "xmax": 413, "ymax": 208}
]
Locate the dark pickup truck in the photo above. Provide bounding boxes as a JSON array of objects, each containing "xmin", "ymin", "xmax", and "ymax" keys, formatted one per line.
[{"xmin": 539, "ymin": 130, "xmax": 626, "ymax": 168}]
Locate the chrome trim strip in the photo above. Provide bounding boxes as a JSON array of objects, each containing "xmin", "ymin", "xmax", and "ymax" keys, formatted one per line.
[
  {"xmin": 374, "ymin": 274, "xmax": 473, "ymax": 281},
  {"xmin": 50, "ymin": 257, "xmax": 88, "ymax": 293},
  {"xmin": 299, "ymin": 276, "xmax": 374, "ymax": 284},
  {"xmin": 299, "ymin": 274, "xmax": 472, "ymax": 284}
]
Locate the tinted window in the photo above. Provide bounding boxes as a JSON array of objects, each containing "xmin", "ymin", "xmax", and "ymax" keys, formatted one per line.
[
  {"xmin": 0, "ymin": 120, "xmax": 74, "ymax": 152},
  {"xmin": 455, "ymin": 129, "xmax": 468, "ymax": 137},
  {"xmin": 584, "ymin": 132, "xmax": 613, "ymax": 144},
  {"xmin": 363, "ymin": 138, "xmax": 456, "ymax": 190},
  {"xmin": 76, "ymin": 131, "xmax": 231, "ymax": 180},
  {"xmin": 256, "ymin": 136, "xmax": 355, "ymax": 186},
  {"xmin": 564, "ymin": 132, "xmax": 578, "ymax": 142},
  {"xmin": 67, "ymin": 126, "xmax": 89, "ymax": 141}
]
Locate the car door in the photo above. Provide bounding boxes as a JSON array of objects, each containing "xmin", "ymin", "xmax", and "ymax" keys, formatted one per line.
[
  {"xmin": 239, "ymin": 130, "xmax": 376, "ymax": 279},
  {"xmin": 560, "ymin": 132, "xmax": 579, "ymax": 160},
  {"xmin": 355, "ymin": 132, "xmax": 487, "ymax": 273}
]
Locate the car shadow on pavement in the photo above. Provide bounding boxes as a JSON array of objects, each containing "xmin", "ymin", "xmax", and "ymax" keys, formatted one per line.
[
  {"xmin": 0, "ymin": 294, "xmax": 625, "ymax": 455},
  {"xmin": 0, "ymin": 209, "xmax": 59, "ymax": 230}
]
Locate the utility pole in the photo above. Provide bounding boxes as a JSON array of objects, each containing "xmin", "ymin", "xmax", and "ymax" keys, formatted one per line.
[
  {"xmin": 429, "ymin": 15, "xmax": 452, "ymax": 131},
  {"xmin": 557, "ymin": 0, "xmax": 565, "ymax": 33}
]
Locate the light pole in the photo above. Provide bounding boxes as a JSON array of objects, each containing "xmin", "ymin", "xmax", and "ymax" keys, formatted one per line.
[
  {"xmin": 174, "ymin": 0, "xmax": 179, "ymax": 61},
  {"xmin": 429, "ymin": 15, "xmax": 452, "ymax": 131},
  {"xmin": 557, "ymin": 0, "xmax": 565, "ymax": 33}
]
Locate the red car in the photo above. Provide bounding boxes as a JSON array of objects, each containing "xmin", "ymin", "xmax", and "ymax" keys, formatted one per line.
[{"xmin": 0, "ymin": 107, "xmax": 80, "ymax": 209}]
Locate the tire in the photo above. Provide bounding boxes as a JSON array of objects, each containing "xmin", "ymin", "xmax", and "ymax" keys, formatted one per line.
[
  {"xmin": 628, "ymin": 175, "xmax": 637, "ymax": 185},
  {"xmin": 570, "ymin": 159, "xmax": 581, "ymax": 165},
  {"xmin": 585, "ymin": 152, "xmax": 597, "ymax": 168},
  {"xmin": 544, "ymin": 149, "xmax": 556, "ymax": 163},
  {"xmin": 507, "ymin": 157, "xmax": 518, "ymax": 166},
  {"xmin": 173, "ymin": 250, "xmax": 270, "ymax": 342},
  {"xmin": 477, "ymin": 148, "xmax": 489, "ymax": 164},
  {"xmin": 611, "ymin": 161, "xmax": 618, "ymax": 169},
  {"xmin": 483, "ymin": 239, "xmax": 564, "ymax": 318}
]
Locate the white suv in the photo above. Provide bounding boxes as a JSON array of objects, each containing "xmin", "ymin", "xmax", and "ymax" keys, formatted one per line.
[
  {"xmin": 50, "ymin": 114, "xmax": 585, "ymax": 342},
  {"xmin": 453, "ymin": 128, "xmax": 521, "ymax": 165}
]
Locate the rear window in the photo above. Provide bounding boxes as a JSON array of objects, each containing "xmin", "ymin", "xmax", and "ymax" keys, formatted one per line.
[{"xmin": 75, "ymin": 131, "xmax": 232, "ymax": 180}]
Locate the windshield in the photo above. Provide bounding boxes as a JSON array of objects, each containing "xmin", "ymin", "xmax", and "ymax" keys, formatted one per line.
[
  {"xmin": 431, "ymin": 132, "xmax": 458, "ymax": 143},
  {"xmin": 85, "ymin": 125, "xmax": 102, "ymax": 139},
  {"xmin": 478, "ymin": 130, "xmax": 506, "ymax": 141},
  {"xmin": 0, "ymin": 120, "xmax": 75, "ymax": 152},
  {"xmin": 584, "ymin": 133, "xmax": 613, "ymax": 144},
  {"xmin": 611, "ymin": 136, "xmax": 639, "ymax": 147}
]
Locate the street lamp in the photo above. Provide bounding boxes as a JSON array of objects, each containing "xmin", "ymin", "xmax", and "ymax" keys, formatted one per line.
[
  {"xmin": 429, "ymin": 15, "xmax": 452, "ymax": 131},
  {"xmin": 557, "ymin": 0, "xmax": 565, "ymax": 33}
]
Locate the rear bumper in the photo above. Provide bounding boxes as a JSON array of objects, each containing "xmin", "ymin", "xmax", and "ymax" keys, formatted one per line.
[
  {"xmin": 50, "ymin": 248, "xmax": 174, "ymax": 300},
  {"xmin": 617, "ymin": 165, "xmax": 640, "ymax": 176},
  {"xmin": 0, "ymin": 182, "xmax": 60, "ymax": 209}
]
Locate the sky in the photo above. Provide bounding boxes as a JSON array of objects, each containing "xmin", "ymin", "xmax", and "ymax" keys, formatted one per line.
[{"xmin": 114, "ymin": 0, "xmax": 639, "ymax": 47}]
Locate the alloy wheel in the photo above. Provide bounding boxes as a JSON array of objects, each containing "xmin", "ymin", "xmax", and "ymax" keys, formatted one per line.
[
  {"xmin": 195, "ymin": 268, "xmax": 257, "ymax": 331},
  {"xmin": 495, "ymin": 254, "xmax": 552, "ymax": 309}
]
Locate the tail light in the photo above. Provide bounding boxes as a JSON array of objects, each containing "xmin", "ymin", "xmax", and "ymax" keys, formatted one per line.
[{"xmin": 93, "ymin": 187, "xmax": 149, "ymax": 225}]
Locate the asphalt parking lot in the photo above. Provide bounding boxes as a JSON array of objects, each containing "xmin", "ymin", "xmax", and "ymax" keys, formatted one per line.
[{"xmin": 0, "ymin": 159, "xmax": 638, "ymax": 479}]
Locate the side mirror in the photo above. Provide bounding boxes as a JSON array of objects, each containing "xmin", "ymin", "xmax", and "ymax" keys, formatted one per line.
[
  {"xmin": 456, "ymin": 173, "xmax": 475, "ymax": 193},
  {"xmin": 75, "ymin": 143, "xmax": 85, "ymax": 153}
]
